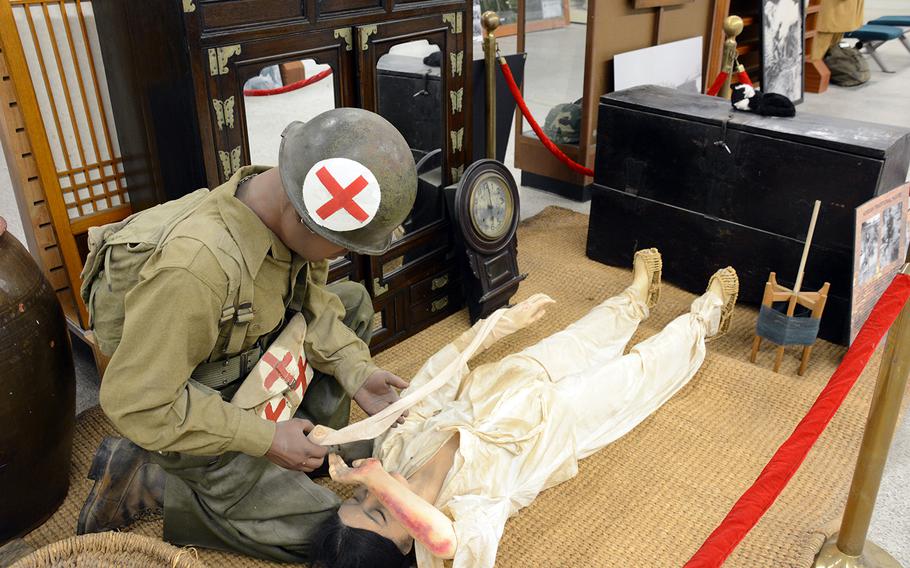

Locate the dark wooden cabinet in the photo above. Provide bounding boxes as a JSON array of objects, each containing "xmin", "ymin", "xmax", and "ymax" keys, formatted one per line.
[
  {"xmin": 93, "ymin": 0, "xmax": 472, "ymax": 352},
  {"xmin": 586, "ymin": 86, "xmax": 910, "ymax": 345}
]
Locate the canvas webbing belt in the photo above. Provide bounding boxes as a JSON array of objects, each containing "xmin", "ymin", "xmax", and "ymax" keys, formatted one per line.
[{"xmin": 191, "ymin": 344, "xmax": 263, "ymax": 390}]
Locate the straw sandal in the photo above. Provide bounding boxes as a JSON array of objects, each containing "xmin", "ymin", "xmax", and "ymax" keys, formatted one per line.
[
  {"xmin": 706, "ymin": 266, "xmax": 739, "ymax": 339},
  {"xmin": 632, "ymin": 248, "xmax": 662, "ymax": 309}
]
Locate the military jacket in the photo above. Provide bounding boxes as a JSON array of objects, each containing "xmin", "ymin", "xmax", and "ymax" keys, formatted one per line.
[{"xmin": 99, "ymin": 166, "xmax": 377, "ymax": 457}]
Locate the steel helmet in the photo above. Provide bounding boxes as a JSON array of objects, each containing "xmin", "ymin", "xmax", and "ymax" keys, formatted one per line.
[{"xmin": 279, "ymin": 108, "xmax": 417, "ymax": 255}]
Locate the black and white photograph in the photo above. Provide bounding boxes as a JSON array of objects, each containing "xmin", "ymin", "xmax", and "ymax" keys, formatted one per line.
[
  {"xmin": 880, "ymin": 203, "xmax": 903, "ymax": 265},
  {"xmin": 859, "ymin": 214, "xmax": 881, "ymax": 285},
  {"xmin": 761, "ymin": 0, "xmax": 803, "ymax": 104}
]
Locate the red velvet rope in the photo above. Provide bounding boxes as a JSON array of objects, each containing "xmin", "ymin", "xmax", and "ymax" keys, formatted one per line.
[
  {"xmin": 685, "ymin": 272, "xmax": 910, "ymax": 568},
  {"xmin": 706, "ymin": 69, "xmax": 753, "ymax": 97},
  {"xmin": 706, "ymin": 72, "xmax": 729, "ymax": 97},
  {"xmin": 498, "ymin": 58, "xmax": 595, "ymax": 177},
  {"xmin": 243, "ymin": 67, "xmax": 333, "ymax": 97},
  {"xmin": 737, "ymin": 70, "xmax": 753, "ymax": 87}
]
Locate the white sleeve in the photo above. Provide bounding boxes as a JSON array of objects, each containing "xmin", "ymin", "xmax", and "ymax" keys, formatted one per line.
[
  {"xmin": 402, "ymin": 344, "xmax": 467, "ymax": 420},
  {"xmin": 374, "ymin": 343, "xmax": 468, "ymax": 461},
  {"xmin": 444, "ymin": 496, "xmax": 512, "ymax": 568}
]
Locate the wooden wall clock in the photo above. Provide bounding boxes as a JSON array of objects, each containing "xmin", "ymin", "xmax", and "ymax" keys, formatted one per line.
[{"xmin": 450, "ymin": 159, "xmax": 526, "ymax": 322}]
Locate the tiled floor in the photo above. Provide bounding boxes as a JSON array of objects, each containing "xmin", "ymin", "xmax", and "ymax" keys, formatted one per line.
[{"xmin": 1, "ymin": 1, "xmax": 909, "ymax": 563}]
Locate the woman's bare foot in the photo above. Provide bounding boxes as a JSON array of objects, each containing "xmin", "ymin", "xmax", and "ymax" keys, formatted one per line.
[
  {"xmin": 706, "ymin": 267, "xmax": 739, "ymax": 339},
  {"xmin": 631, "ymin": 248, "xmax": 662, "ymax": 309}
]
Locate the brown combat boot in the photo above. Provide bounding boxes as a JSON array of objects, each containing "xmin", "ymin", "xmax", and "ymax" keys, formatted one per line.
[{"xmin": 77, "ymin": 436, "xmax": 165, "ymax": 534}]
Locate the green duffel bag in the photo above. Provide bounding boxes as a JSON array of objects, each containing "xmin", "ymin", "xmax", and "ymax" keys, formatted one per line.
[{"xmin": 824, "ymin": 44, "xmax": 871, "ymax": 87}]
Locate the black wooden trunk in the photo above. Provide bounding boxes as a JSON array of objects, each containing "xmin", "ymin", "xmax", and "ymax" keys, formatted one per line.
[{"xmin": 586, "ymin": 85, "xmax": 910, "ymax": 344}]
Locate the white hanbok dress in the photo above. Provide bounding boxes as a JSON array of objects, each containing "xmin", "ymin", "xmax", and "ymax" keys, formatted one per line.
[{"xmin": 374, "ymin": 289, "xmax": 723, "ymax": 568}]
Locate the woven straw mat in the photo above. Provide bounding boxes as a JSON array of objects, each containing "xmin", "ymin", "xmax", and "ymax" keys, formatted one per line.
[{"xmin": 21, "ymin": 207, "xmax": 905, "ymax": 567}]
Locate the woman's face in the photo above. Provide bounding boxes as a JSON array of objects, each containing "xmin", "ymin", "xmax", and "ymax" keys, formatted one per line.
[{"xmin": 337, "ymin": 485, "xmax": 414, "ymax": 554}]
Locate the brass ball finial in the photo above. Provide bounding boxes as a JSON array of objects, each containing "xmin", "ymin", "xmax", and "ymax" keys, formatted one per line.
[
  {"xmin": 481, "ymin": 10, "xmax": 501, "ymax": 33},
  {"xmin": 723, "ymin": 15, "xmax": 744, "ymax": 38}
]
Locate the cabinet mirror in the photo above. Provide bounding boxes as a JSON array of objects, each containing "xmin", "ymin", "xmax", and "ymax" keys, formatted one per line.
[
  {"xmin": 242, "ymin": 58, "xmax": 337, "ymax": 166},
  {"xmin": 375, "ymin": 39, "xmax": 446, "ymax": 249}
]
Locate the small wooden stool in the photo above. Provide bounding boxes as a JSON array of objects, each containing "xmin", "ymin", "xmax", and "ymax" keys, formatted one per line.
[
  {"xmin": 750, "ymin": 273, "xmax": 830, "ymax": 375},
  {"xmin": 750, "ymin": 199, "xmax": 830, "ymax": 376}
]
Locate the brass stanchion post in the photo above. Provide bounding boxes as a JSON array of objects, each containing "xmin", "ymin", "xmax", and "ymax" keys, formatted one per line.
[
  {"xmin": 814, "ymin": 263, "xmax": 910, "ymax": 568},
  {"xmin": 481, "ymin": 11, "xmax": 500, "ymax": 159},
  {"xmin": 719, "ymin": 16, "xmax": 743, "ymax": 100}
]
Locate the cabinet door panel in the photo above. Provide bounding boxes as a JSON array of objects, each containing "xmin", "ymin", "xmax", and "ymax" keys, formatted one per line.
[
  {"xmin": 357, "ymin": 12, "xmax": 465, "ymax": 275},
  {"xmin": 200, "ymin": 0, "xmax": 305, "ymax": 31},
  {"xmin": 318, "ymin": 0, "xmax": 386, "ymax": 18},
  {"xmin": 356, "ymin": 12, "xmax": 467, "ymax": 187}
]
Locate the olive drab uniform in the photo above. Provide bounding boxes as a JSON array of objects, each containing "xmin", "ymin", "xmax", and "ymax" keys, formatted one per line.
[{"xmin": 98, "ymin": 166, "xmax": 377, "ymax": 562}]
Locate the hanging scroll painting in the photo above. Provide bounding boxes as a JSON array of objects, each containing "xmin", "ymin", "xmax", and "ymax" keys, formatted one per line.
[{"xmin": 761, "ymin": 0, "xmax": 804, "ymax": 104}]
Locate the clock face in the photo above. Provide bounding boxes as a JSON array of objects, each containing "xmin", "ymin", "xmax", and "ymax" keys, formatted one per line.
[{"xmin": 469, "ymin": 173, "xmax": 514, "ymax": 241}]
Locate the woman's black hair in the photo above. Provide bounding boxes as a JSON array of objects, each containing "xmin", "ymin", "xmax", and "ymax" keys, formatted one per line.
[{"xmin": 311, "ymin": 513, "xmax": 416, "ymax": 568}]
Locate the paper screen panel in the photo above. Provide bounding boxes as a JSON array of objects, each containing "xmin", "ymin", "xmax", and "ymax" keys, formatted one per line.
[{"xmin": 11, "ymin": 0, "xmax": 129, "ymax": 225}]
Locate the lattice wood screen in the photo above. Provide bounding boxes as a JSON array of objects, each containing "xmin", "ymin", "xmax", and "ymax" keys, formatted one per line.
[
  {"xmin": 0, "ymin": 42, "xmax": 80, "ymax": 321},
  {"xmin": 0, "ymin": 0, "xmax": 132, "ymax": 328}
]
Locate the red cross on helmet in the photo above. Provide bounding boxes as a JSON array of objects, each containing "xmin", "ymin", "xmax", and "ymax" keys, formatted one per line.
[{"xmin": 279, "ymin": 109, "xmax": 417, "ymax": 255}]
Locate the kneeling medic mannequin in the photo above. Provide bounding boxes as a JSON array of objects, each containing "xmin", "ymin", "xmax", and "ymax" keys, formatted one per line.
[{"xmin": 78, "ymin": 109, "xmax": 416, "ymax": 562}]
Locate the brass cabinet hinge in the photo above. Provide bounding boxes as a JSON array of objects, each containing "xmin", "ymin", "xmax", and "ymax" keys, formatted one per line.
[
  {"xmin": 450, "ymin": 127, "xmax": 464, "ymax": 152},
  {"xmin": 212, "ymin": 96, "xmax": 235, "ymax": 130},
  {"xmin": 442, "ymin": 12, "xmax": 463, "ymax": 34},
  {"xmin": 208, "ymin": 45, "xmax": 241, "ymax": 76},
  {"xmin": 450, "ymin": 88, "xmax": 463, "ymax": 113},
  {"xmin": 359, "ymin": 25, "xmax": 378, "ymax": 51},
  {"xmin": 183, "ymin": 0, "xmax": 196, "ymax": 12},
  {"xmin": 451, "ymin": 165, "xmax": 464, "ymax": 183},
  {"xmin": 334, "ymin": 28, "xmax": 353, "ymax": 51},
  {"xmin": 372, "ymin": 277, "xmax": 389, "ymax": 296},
  {"xmin": 449, "ymin": 50, "xmax": 463, "ymax": 77},
  {"xmin": 218, "ymin": 146, "xmax": 241, "ymax": 179}
]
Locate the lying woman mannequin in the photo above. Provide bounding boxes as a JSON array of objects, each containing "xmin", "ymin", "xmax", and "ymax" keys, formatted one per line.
[{"xmin": 313, "ymin": 249, "xmax": 739, "ymax": 568}]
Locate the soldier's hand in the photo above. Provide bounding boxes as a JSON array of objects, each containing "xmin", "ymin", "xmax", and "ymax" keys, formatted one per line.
[
  {"xmin": 265, "ymin": 418, "xmax": 328, "ymax": 472},
  {"xmin": 353, "ymin": 369, "xmax": 410, "ymax": 424}
]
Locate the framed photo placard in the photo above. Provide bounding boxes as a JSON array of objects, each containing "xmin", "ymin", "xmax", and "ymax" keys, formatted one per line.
[{"xmin": 850, "ymin": 184, "xmax": 910, "ymax": 342}]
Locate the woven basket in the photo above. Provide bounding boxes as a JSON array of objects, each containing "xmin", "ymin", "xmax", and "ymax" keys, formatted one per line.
[{"xmin": 11, "ymin": 533, "xmax": 207, "ymax": 568}]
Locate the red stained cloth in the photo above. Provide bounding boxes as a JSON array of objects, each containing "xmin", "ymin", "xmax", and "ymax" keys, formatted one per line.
[
  {"xmin": 685, "ymin": 273, "xmax": 910, "ymax": 568},
  {"xmin": 498, "ymin": 59, "xmax": 595, "ymax": 177}
]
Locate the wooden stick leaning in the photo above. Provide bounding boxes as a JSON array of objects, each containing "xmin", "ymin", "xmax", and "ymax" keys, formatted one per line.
[
  {"xmin": 773, "ymin": 200, "xmax": 821, "ymax": 371},
  {"xmin": 307, "ymin": 309, "xmax": 507, "ymax": 446}
]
